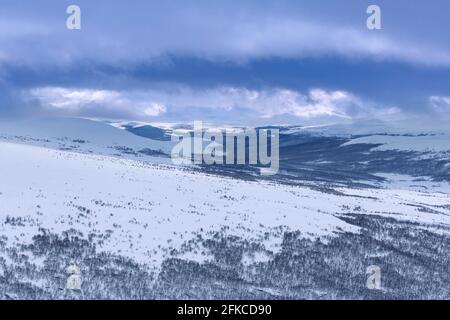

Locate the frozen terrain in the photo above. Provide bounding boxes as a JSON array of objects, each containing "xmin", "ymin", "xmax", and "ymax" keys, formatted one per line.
[{"xmin": 0, "ymin": 118, "xmax": 449, "ymax": 299}]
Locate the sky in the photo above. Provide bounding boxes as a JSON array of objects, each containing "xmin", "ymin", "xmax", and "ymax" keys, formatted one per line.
[{"xmin": 1, "ymin": 0, "xmax": 450, "ymax": 125}]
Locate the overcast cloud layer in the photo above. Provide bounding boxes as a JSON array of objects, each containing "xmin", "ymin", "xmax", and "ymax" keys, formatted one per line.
[{"xmin": 1, "ymin": 0, "xmax": 450, "ymax": 124}]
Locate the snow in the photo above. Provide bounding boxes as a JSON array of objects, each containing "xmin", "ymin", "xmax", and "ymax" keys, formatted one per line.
[
  {"xmin": 1, "ymin": 139, "xmax": 450, "ymax": 271},
  {"xmin": 0, "ymin": 116, "xmax": 449, "ymax": 272},
  {"xmin": 375, "ymin": 173, "xmax": 450, "ymax": 193},
  {"xmin": 341, "ymin": 134, "xmax": 450, "ymax": 152},
  {"xmin": 0, "ymin": 141, "xmax": 351, "ymax": 269},
  {"xmin": 0, "ymin": 117, "xmax": 174, "ymax": 159}
]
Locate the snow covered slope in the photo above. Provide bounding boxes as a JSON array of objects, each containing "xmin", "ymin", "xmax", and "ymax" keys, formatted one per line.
[
  {"xmin": 0, "ymin": 141, "xmax": 352, "ymax": 269},
  {"xmin": 341, "ymin": 134, "xmax": 450, "ymax": 152},
  {"xmin": 0, "ymin": 117, "xmax": 174, "ymax": 162},
  {"xmin": 1, "ymin": 141, "xmax": 449, "ymax": 272},
  {"xmin": 1, "ymin": 118, "xmax": 450, "ymax": 299}
]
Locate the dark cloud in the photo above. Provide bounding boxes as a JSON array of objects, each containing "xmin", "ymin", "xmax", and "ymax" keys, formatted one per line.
[{"xmin": 0, "ymin": 0, "xmax": 449, "ymax": 122}]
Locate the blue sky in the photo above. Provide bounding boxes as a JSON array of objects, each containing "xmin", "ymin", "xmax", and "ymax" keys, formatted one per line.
[{"xmin": 1, "ymin": 0, "xmax": 450, "ymax": 124}]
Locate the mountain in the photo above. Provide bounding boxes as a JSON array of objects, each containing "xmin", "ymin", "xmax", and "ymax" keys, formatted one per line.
[
  {"xmin": 0, "ymin": 117, "xmax": 174, "ymax": 162},
  {"xmin": 0, "ymin": 117, "xmax": 449, "ymax": 299}
]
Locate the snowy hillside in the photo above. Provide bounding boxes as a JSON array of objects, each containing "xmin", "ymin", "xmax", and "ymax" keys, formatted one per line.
[
  {"xmin": 0, "ymin": 118, "xmax": 449, "ymax": 299},
  {"xmin": 0, "ymin": 117, "xmax": 173, "ymax": 162}
]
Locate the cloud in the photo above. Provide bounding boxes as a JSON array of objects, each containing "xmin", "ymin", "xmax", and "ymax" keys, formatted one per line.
[
  {"xmin": 26, "ymin": 87, "xmax": 167, "ymax": 119},
  {"xmin": 181, "ymin": 87, "xmax": 358, "ymax": 119},
  {"xmin": 429, "ymin": 96, "xmax": 450, "ymax": 113},
  {"xmin": 26, "ymin": 85, "xmax": 398, "ymax": 122},
  {"xmin": 1, "ymin": 1, "xmax": 450, "ymax": 67}
]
